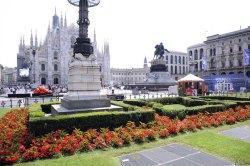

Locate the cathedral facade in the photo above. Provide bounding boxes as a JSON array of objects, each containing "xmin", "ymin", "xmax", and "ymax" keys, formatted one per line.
[{"xmin": 17, "ymin": 10, "xmax": 111, "ymax": 87}]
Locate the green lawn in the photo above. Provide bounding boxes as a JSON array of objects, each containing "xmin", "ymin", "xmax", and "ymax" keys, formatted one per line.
[
  {"xmin": 0, "ymin": 108, "xmax": 11, "ymax": 118},
  {"xmin": 15, "ymin": 120, "xmax": 250, "ymax": 166},
  {"xmin": 162, "ymin": 104, "xmax": 186, "ymax": 111}
]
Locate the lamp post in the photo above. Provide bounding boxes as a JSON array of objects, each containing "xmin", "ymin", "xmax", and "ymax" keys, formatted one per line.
[{"xmin": 68, "ymin": 0, "xmax": 100, "ymax": 58}]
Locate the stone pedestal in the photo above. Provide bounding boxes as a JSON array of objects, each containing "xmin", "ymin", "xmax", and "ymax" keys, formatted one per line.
[
  {"xmin": 52, "ymin": 54, "xmax": 117, "ymax": 115},
  {"xmin": 147, "ymin": 59, "xmax": 176, "ymax": 84}
]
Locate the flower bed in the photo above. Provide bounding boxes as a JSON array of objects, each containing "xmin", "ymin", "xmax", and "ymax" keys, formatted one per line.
[
  {"xmin": 1, "ymin": 106, "xmax": 250, "ymax": 164},
  {"xmin": 0, "ymin": 108, "xmax": 29, "ymax": 164}
]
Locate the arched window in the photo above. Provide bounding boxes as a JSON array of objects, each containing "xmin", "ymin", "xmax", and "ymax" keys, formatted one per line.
[
  {"xmin": 221, "ymin": 72, "xmax": 226, "ymax": 75},
  {"xmin": 54, "ymin": 64, "xmax": 58, "ymax": 71},
  {"xmin": 209, "ymin": 49, "xmax": 213, "ymax": 56},
  {"xmin": 41, "ymin": 78, "xmax": 46, "ymax": 85},
  {"xmin": 239, "ymin": 46, "xmax": 242, "ymax": 52},
  {"xmin": 194, "ymin": 50, "xmax": 198, "ymax": 60},
  {"xmin": 200, "ymin": 62, "xmax": 202, "ymax": 70},
  {"xmin": 175, "ymin": 56, "xmax": 177, "ymax": 64},
  {"xmin": 178, "ymin": 56, "xmax": 181, "ymax": 64},
  {"xmin": 41, "ymin": 64, "xmax": 45, "ymax": 71},
  {"xmin": 170, "ymin": 55, "xmax": 173, "ymax": 64},
  {"xmin": 189, "ymin": 51, "xmax": 193, "ymax": 60},
  {"xmin": 54, "ymin": 78, "xmax": 59, "ymax": 85},
  {"xmin": 166, "ymin": 55, "xmax": 168, "ymax": 63},
  {"xmin": 171, "ymin": 66, "xmax": 173, "ymax": 74},
  {"xmin": 200, "ymin": 49, "xmax": 204, "ymax": 59},
  {"xmin": 183, "ymin": 66, "xmax": 185, "ymax": 74},
  {"xmin": 182, "ymin": 57, "xmax": 185, "ymax": 65},
  {"xmin": 54, "ymin": 51, "xmax": 58, "ymax": 60},
  {"xmin": 230, "ymin": 48, "xmax": 233, "ymax": 53},
  {"xmin": 179, "ymin": 66, "xmax": 181, "ymax": 74},
  {"xmin": 213, "ymin": 48, "xmax": 216, "ymax": 56},
  {"xmin": 175, "ymin": 66, "xmax": 177, "ymax": 74}
]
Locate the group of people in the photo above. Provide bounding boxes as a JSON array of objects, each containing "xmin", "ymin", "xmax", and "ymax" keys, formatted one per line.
[{"xmin": 0, "ymin": 84, "xmax": 68, "ymax": 95}]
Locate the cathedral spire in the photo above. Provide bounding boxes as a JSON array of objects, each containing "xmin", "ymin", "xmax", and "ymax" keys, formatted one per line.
[
  {"xmin": 35, "ymin": 30, "xmax": 38, "ymax": 48},
  {"xmin": 60, "ymin": 12, "xmax": 63, "ymax": 28},
  {"xmin": 19, "ymin": 37, "xmax": 22, "ymax": 47},
  {"xmin": 52, "ymin": 7, "xmax": 59, "ymax": 29},
  {"xmin": 22, "ymin": 35, "xmax": 25, "ymax": 46},
  {"xmin": 30, "ymin": 30, "xmax": 33, "ymax": 47},
  {"xmin": 64, "ymin": 12, "xmax": 67, "ymax": 27},
  {"xmin": 144, "ymin": 56, "xmax": 148, "ymax": 68},
  {"xmin": 55, "ymin": 7, "xmax": 57, "ymax": 15}
]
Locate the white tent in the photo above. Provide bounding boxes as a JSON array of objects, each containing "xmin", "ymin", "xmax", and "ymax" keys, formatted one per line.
[{"xmin": 178, "ymin": 74, "xmax": 204, "ymax": 82}]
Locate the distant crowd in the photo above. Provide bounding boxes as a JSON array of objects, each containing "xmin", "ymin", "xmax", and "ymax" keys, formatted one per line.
[{"xmin": 0, "ymin": 84, "xmax": 68, "ymax": 95}]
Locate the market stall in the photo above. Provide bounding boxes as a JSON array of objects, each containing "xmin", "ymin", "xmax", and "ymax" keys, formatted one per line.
[{"xmin": 178, "ymin": 74, "xmax": 207, "ymax": 96}]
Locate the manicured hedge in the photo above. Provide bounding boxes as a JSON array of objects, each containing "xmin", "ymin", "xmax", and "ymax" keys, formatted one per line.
[
  {"xmin": 29, "ymin": 102, "xmax": 60, "ymax": 118},
  {"xmin": 29, "ymin": 104, "xmax": 45, "ymax": 118},
  {"xmin": 40, "ymin": 102, "xmax": 60, "ymax": 114},
  {"xmin": 201, "ymin": 96, "xmax": 250, "ymax": 101},
  {"xmin": 149, "ymin": 97, "xmax": 183, "ymax": 105},
  {"xmin": 123, "ymin": 100, "xmax": 148, "ymax": 107},
  {"xmin": 111, "ymin": 101, "xmax": 140, "ymax": 111},
  {"xmin": 29, "ymin": 109, "xmax": 155, "ymax": 137},
  {"xmin": 151, "ymin": 102, "xmax": 225, "ymax": 119},
  {"xmin": 181, "ymin": 97, "xmax": 207, "ymax": 107}
]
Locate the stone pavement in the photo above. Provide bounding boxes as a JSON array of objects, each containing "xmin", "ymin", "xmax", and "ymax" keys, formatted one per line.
[
  {"xmin": 120, "ymin": 143, "xmax": 233, "ymax": 166},
  {"xmin": 221, "ymin": 126, "xmax": 250, "ymax": 141}
]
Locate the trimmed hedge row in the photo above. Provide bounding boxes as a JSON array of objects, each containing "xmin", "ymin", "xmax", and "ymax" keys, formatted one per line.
[
  {"xmin": 152, "ymin": 102, "xmax": 225, "ymax": 119},
  {"xmin": 29, "ymin": 102, "xmax": 60, "ymax": 118},
  {"xmin": 201, "ymin": 96, "xmax": 250, "ymax": 101},
  {"xmin": 111, "ymin": 101, "xmax": 140, "ymax": 111},
  {"xmin": 29, "ymin": 109, "xmax": 155, "ymax": 137},
  {"xmin": 181, "ymin": 97, "xmax": 207, "ymax": 107},
  {"xmin": 125, "ymin": 97, "xmax": 208, "ymax": 107}
]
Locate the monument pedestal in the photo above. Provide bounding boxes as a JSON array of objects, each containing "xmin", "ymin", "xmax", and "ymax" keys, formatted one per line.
[{"xmin": 52, "ymin": 54, "xmax": 120, "ymax": 115}]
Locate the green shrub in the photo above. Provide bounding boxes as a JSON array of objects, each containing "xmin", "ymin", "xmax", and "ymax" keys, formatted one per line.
[
  {"xmin": 149, "ymin": 97, "xmax": 182, "ymax": 105},
  {"xmin": 182, "ymin": 97, "xmax": 207, "ymax": 107},
  {"xmin": 201, "ymin": 96, "xmax": 250, "ymax": 101},
  {"xmin": 29, "ymin": 109, "xmax": 155, "ymax": 137},
  {"xmin": 151, "ymin": 101, "xmax": 225, "ymax": 119},
  {"xmin": 123, "ymin": 100, "xmax": 148, "ymax": 107},
  {"xmin": 29, "ymin": 104, "xmax": 45, "ymax": 118},
  {"xmin": 111, "ymin": 101, "xmax": 139, "ymax": 111},
  {"xmin": 40, "ymin": 102, "xmax": 60, "ymax": 114}
]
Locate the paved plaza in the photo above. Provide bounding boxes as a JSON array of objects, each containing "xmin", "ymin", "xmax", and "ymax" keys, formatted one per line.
[
  {"xmin": 120, "ymin": 143, "xmax": 233, "ymax": 166},
  {"xmin": 221, "ymin": 126, "xmax": 250, "ymax": 141}
]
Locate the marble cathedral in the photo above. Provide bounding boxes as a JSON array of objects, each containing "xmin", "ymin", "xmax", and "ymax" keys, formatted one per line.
[{"xmin": 17, "ymin": 9, "xmax": 111, "ymax": 87}]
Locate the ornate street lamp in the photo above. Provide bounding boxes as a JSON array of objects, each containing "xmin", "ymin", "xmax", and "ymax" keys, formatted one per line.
[{"xmin": 68, "ymin": 0, "xmax": 100, "ymax": 58}]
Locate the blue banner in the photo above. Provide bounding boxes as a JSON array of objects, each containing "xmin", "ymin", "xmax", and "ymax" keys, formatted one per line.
[
  {"xmin": 243, "ymin": 49, "xmax": 250, "ymax": 66},
  {"xmin": 201, "ymin": 55, "xmax": 208, "ymax": 70}
]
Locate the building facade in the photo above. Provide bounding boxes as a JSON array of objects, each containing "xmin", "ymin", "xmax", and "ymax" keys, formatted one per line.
[
  {"xmin": 111, "ymin": 49, "xmax": 188, "ymax": 86},
  {"xmin": 2, "ymin": 67, "xmax": 17, "ymax": 86},
  {"xmin": 0, "ymin": 64, "xmax": 3, "ymax": 86},
  {"xmin": 17, "ymin": 10, "xmax": 111, "ymax": 86},
  {"xmin": 164, "ymin": 51, "xmax": 189, "ymax": 80},
  {"xmin": 111, "ymin": 57, "xmax": 149, "ymax": 86},
  {"xmin": 188, "ymin": 27, "xmax": 250, "ymax": 91}
]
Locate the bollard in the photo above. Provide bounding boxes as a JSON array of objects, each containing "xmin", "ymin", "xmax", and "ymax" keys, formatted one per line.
[
  {"xmin": 18, "ymin": 99, "xmax": 22, "ymax": 107},
  {"xmin": 143, "ymin": 95, "xmax": 146, "ymax": 100},
  {"xmin": 10, "ymin": 99, "xmax": 13, "ymax": 108}
]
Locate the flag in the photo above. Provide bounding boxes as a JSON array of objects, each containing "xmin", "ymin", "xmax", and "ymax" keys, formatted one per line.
[
  {"xmin": 243, "ymin": 49, "xmax": 250, "ymax": 66},
  {"xmin": 201, "ymin": 55, "xmax": 208, "ymax": 70}
]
